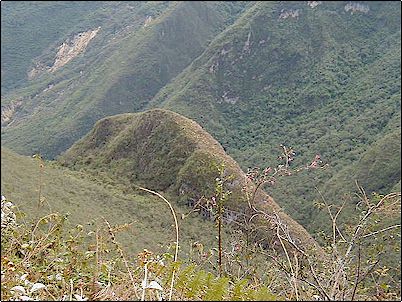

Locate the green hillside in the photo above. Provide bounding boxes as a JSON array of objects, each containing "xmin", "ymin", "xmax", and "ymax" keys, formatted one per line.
[
  {"xmin": 0, "ymin": 147, "xmax": 223, "ymax": 258},
  {"xmin": 1, "ymin": 0, "xmax": 400, "ymax": 256},
  {"xmin": 326, "ymin": 129, "xmax": 401, "ymax": 197},
  {"xmin": 2, "ymin": 109, "xmax": 399, "ymax": 300},
  {"xmin": 59, "ymin": 108, "xmax": 321, "ymax": 253},
  {"xmin": 1, "ymin": 1, "xmax": 102, "ymax": 92},
  {"xmin": 2, "ymin": 2, "xmax": 399, "ymax": 208}
]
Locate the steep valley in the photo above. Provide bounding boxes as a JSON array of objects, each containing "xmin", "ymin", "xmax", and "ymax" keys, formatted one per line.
[{"xmin": 1, "ymin": 1, "xmax": 401, "ymax": 300}]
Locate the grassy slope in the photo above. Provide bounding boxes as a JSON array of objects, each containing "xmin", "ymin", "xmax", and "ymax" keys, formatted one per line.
[
  {"xmin": 1, "ymin": 1, "xmax": 181, "ymax": 96},
  {"xmin": 326, "ymin": 129, "xmax": 401, "ymax": 197},
  {"xmin": 1, "ymin": 147, "xmax": 222, "ymax": 259}
]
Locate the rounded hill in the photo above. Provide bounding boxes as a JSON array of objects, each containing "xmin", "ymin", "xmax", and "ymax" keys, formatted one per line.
[{"xmin": 60, "ymin": 108, "xmax": 321, "ymax": 253}]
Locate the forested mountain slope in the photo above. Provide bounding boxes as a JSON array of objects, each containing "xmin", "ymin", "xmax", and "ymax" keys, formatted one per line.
[
  {"xmin": 147, "ymin": 1, "xmax": 401, "ymax": 232},
  {"xmin": 1, "ymin": 2, "xmax": 400, "ymax": 299}
]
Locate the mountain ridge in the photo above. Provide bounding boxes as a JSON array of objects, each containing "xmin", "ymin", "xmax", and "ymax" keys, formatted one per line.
[{"xmin": 59, "ymin": 108, "xmax": 322, "ymax": 254}]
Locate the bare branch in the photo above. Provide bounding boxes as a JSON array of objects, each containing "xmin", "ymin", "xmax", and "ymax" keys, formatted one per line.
[
  {"xmin": 351, "ymin": 241, "xmax": 361, "ymax": 301},
  {"xmin": 361, "ymin": 224, "xmax": 401, "ymax": 239},
  {"xmin": 134, "ymin": 185, "xmax": 179, "ymax": 301}
]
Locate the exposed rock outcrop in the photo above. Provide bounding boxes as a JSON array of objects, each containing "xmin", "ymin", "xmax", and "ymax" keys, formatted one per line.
[
  {"xmin": 27, "ymin": 62, "xmax": 47, "ymax": 80},
  {"xmin": 28, "ymin": 27, "xmax": 100, "ymax": 78},
  {"xmin": 144, "ymin": 16, "xmax": 153, "ymax": 27},
  {"xmin": 49, "ymin": 27, "xmax": 100, "ymax": 72},
  {"xmin": 1, "ymin": 99, "xmax": 23, "ymax": 127},
  {"xmin": 307, "ymin": 1, "xmax": 322, "ymax": 9},
  {"xmin": 279, "ymin": 9, "xmax": 300, "ymax": 20},
  {"xmin": 344, "ymin": 2, "xmax": 369, "ymax": 14}
]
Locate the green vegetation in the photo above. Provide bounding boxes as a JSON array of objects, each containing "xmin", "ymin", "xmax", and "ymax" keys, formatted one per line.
[
  {"xmin": 145, "ymin": 0, "xmax": 401, "ymax": 243},
  {"xmin": 1, "ymin": 147, "xmax": 223, "ymax": 258},
  {"xmin": 2, "ymin": 1, "xmax": 399, "ymax": 235},
  {"xmin": 58, "ymin": 109, "xmax": 319, "ymax": 252},
  {"xmin": 324, "ymin": 129, "xmax": 401, "ymax": 199},
  {"xmin": 1, "ymin": 1, "xmax": 248, "ymax": 158},
  {"xmin": 1, "ymin": 1, "xmax": 101, "ymax": 92},
  {"xmin": 1, "ymin": 2, "xmax": 400, "ymax": 300},
  {"xmin": 1, "ymin": 194, "xmax": 282, "ymax": 301},
  {"xmin": 2, "ymin": 144, "xmax": 400, "ymax": 300}
]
